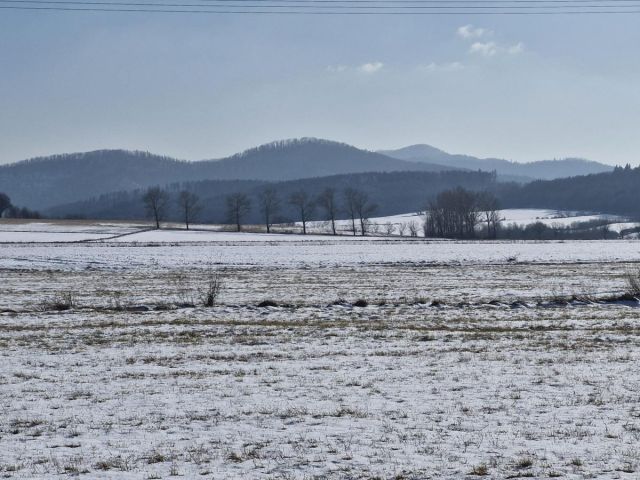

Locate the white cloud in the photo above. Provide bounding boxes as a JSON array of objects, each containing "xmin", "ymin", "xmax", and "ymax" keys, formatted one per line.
[
  {"xmin": 419, "ymin": 61, "xmax": 465, "ymax": 72},
  {"xmin": 507, "ymin": 42, "xmax": 525, "ymax": 55},
  {"xmin": 358, "ymin": 62, "xmax": 384, "ymax": 74},
  {"xmin": 327, "ymin": 62, "xmax": 384, "ymax": 74},
  {"xmin": 469, "ymin": 41, "xmax": 524, "ymax": 57},
  {"xmin": 469, "ymin": 41, "xmax": 498, "ymax": 57},
  {"xmin": 457, "ymin": 25, "xmax": 488, "ymax": 40},
  {"xmin": 458, "ymin": 25, "xmax": 524, "ymax": 58}
]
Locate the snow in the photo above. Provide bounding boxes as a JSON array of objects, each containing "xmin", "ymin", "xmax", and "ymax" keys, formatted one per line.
[
  {"xmin": 500, "ymin": 209, "xmax": 623, "ymax": 227},
  {"xmin": 607, "ymin": 222, "xmax": 639, "ymax": 234},
  {"xmin": 3, "ymin": 236, "xmax": 640, "ymax": 478},
  {"xmin": 1, "ymin": 210, "xmax": 636, "ymax": 244},
  {"xmin": 304, "ymin": 209, "xmax": 636, "ymax": 236},
  {"xmin": 110, "ymin": 229, "xmax": 379, "ymax": 243},
  {"xmin": 0, "ymin": 220, "xmax": 145, "ymax": 243},
  {"xmin": 1, "ymin": 239, "xmax": 640, "ymax": 272}
]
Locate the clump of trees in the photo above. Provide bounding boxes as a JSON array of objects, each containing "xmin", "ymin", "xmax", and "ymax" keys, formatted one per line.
[
  {"xmin": 0, "ymin": 192, "xmax": 41, "ymax": 219},
  {"xmin": 424, "ymin": 187, "xmax": 501, "ymax": 239},
  {"xmin": 0, "ymin": 193, "xmax": 10, "ymax": 216}
]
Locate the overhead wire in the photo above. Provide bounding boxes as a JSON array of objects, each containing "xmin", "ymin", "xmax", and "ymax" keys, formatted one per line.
[{"xmin": 3, "ymin": 0, "xmax": 640, "ymax": 12}]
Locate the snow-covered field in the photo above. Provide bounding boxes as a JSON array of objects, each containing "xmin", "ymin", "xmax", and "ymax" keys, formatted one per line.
[
  {"xmin": 3, "ymin": 220, "xmax": 640, "ymax": 479},
  {"xmin": 304, "ymin": 209, "xmax": 638, "ymax": 236},
  {"xmin": 0, "ymin": 220, "xmax": 147, "ymax": 243},
  {"xmin": 0, "ymin": 208, "xmax": 636, "ymax": 243}
]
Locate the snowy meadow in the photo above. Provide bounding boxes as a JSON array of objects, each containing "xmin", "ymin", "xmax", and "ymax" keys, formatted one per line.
[{"xmin": 2, "ymin": 219, "xmax": 640, "ymax": 479}]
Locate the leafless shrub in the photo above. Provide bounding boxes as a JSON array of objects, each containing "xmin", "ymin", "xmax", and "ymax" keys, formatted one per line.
[
  {"xmin": 199, "ymin": 270, "xmax": 224, "ymax": 307},
  {"xmin": 106, "ymin": 290, "xmax": 125, "ymax": 310},
  {"xmin": 147, "ymin": 451, "xmax": 167, "ymax": 464},
  {"xmin": 41, "ymin": 291, "xmax": 76, "ymax": 311},
  {"xmin": 94, "ymin": 456, "xmax": 133, "ymax": 472},
  {"xmin": 515, "ymin": 457, "xmax": 534, "ymax": 469},
  {"xmin": 397, "ymin": 223, "xmax": 408, "ymax": 237},
  {"xmin": 470, "ymin": 464, "xmax": 489, "ymax": 476},
  {"xmin": 625, "ymin": 269, "xmax": 640, "ymax": 296}
]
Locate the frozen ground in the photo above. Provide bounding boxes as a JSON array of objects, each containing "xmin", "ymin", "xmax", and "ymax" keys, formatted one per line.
[{"xmin": 2, "ymin": 224, "xmax": 640, "ymax": 479}]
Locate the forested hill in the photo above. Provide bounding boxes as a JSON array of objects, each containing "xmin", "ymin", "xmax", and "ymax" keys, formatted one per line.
[
  {"xmin": 0, "ymin": 139, "xmax": 454, "ymax": 210},
  {"xmin": 380, "ymin": 144, "xmax": 613, "ymax": 181},
  {"xmin": 498, "ymin": 165, "xmax": 640, "ymax": 216},
  {"xmin": 47, "ymin": 170, "xmax": 497, "ymax": 224}
]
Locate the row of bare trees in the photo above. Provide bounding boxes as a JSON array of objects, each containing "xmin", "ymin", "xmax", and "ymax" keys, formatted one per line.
[
  {"xmin": 143, "ymin": 184, "xmax": 498, "ymax": 239},
  {"xmin": 225, "ymin": 187, "xmax": 377, "ymax": 235}
]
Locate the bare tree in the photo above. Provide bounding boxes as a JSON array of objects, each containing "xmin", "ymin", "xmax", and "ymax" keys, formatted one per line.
[
  {"xmin": 289, "ymin": 190, "xmax": 315, "ymax": 235},
  {"xmin": 476, "ymin": 191, "xmax": 501, "ymax": 239},
  {"xmin": 226, "ymin": 192, "xmax": 251, "ymax": 232},
  {"xmin": 258, "ymin": 187, "xmax": 281, "ymax": 233},
  {"xmin": 397, "ymin": 223, "xmax": 407, "ymax": 237},
  {"xmin": 343, "ymin": 188, "xmax": 359, "ymax": 236},
  {"xmin": 351, "ymin": 190, "xmax": 377, "ymax": 236},
  {"xmin": 407, "ymin": 220, "xmax": 419, "ymax": 237},
  {"xmin": 316, "ymin": 188, "xmax": 339, "ymax": 235},
  {"xmin": 142, "ymin": 186, "xmax": 169, "ymax": 229},
  {"xmin": 178, "ymin": 190, "xmax": 202, "ymax": 230},
  {"xmin": 384, "ymin": 222, "xmax": 395, "ymax": 236}
]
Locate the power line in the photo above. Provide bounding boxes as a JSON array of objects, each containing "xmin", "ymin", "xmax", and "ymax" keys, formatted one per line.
[
  {"xmin": 4, "ymin": 0, "xmax": 640, "ymax": 7},
  {"xmin": 3, "ymin": 2, "xmax": 640, "ymax": 9},
  {"xmin": 7, "ymin": 0, "xmax": 640, "ymax": 3}
]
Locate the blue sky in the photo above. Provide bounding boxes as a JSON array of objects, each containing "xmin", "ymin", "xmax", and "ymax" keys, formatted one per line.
[{"xmin": 1, "ymin": 11, "xmax": 639, "ymax": 165}]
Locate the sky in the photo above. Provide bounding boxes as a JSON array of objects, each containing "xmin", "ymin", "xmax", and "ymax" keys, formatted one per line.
[{"xmin": 1, "ymin": 10, "xmax": 640, "ymax": 165}]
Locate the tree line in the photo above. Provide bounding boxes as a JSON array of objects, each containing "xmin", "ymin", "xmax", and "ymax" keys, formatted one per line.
[
  {"xmin": 141, "ymin": 184, "xmax": 506, "ymax": 239},
  {"xmin": 497, "ymin": 164, "xmax": 640, "ymax": 217},
  {"xmin": 143, "ymin": 185, "xmax": 378, "ymax": 235},
  {"xmin": 48, "ymin": 170, "xmax": 497, "ymax": 223}
]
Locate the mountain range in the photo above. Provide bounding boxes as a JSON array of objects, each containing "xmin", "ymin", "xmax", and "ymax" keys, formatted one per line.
[
  {"xmin": 0, "ymin": 137, "xmax": 615, "ymax": 212},
  {"xmin": 379, "ymin": 144, "xmax": 613, "ymax": 181},
  {"xmin": 0, "ymin": 139, "xmax": 451, "ymax": 210}
]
